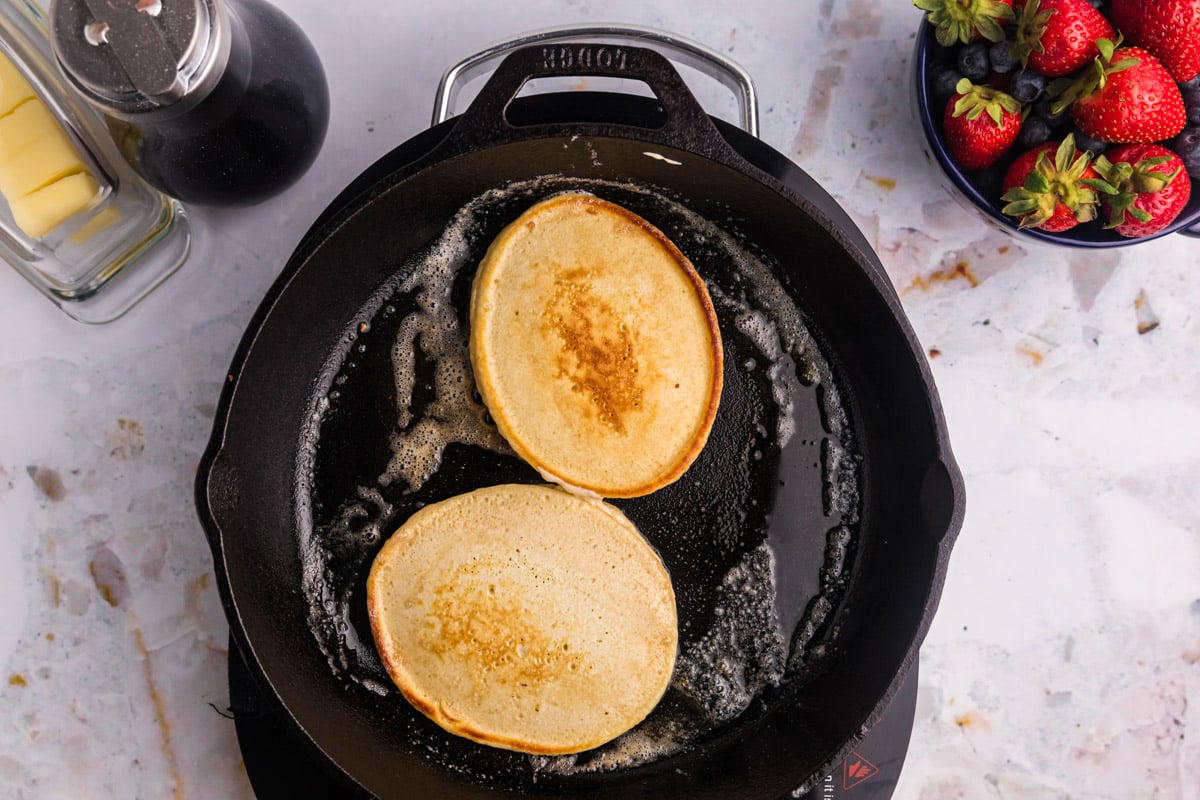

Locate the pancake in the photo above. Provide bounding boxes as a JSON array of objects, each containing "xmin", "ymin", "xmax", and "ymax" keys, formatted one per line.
[
  {"xmin": 366, "ymin": 483, "xmax": 678, "ymax": 754},
  {"xmin": 469, "ymin": 192, "xmax": 723, "ymax": 498}
]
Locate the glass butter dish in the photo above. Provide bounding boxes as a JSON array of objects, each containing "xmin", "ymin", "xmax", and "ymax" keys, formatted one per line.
[{"xmin": 0, "ymin": 0, "xmax": 189, "ymax": 322}]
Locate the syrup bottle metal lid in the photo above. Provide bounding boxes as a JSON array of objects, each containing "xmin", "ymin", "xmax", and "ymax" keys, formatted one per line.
[{"xmin": 49, "ymin": 0, "xmax": 231, "ymax": 120}]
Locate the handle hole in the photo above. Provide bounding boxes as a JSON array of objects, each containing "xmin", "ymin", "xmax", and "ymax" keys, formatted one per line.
[
  {"xmin": 504, "ymin": 78, "xmax": 668, "ymax": 129},
  {"xmin": 447, "ymin": 72, "xmax": 658, "ymax": 123},
  {"xmin": 515, "ymin": 75, "xmax": 657, "ymax": 101}
]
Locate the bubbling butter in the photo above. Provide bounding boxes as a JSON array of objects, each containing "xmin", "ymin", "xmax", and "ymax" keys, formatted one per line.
[{"xmin": 297, "ymin": 174, "xmax": 862, "ymax": 783}]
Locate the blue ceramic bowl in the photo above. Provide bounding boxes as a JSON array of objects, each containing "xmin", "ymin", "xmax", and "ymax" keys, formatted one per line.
[{"xmin": 912, "ymin": 19, "xmax": 1200, "ymax": 247}]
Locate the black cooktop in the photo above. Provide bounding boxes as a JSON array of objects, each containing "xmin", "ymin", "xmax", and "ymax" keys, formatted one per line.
[{"xmin": 228, "ymin": 641, "xmax": 917, "ymax": 799}]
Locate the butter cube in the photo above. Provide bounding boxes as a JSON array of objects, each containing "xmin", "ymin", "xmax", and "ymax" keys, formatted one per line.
[
  {"xmin": 0, "ymin": 100, "xmax": 88, "ymax": 198},
  {"xmin": 0, "ymin": 52, "xmax": 36, "ymax": 117},
  {"xmin": 0, "ymin": 52, "xmax": 100, "ymax": 239},
  {"xmin": 12, "ymin": 172, "xmax": 100, "ymax": 239},
  {"xmin": 0, "ymin": 96, "xmax": 49, "ymax": 160}
]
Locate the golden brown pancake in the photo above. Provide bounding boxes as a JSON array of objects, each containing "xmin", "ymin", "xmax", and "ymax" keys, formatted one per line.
[
  {"xmin": 469, "ymin": 192, "xmax": 723, "ymax": 498},
  {"xmin": 366, "ymin": 483, "xmax": 678, "ymax": 754}
]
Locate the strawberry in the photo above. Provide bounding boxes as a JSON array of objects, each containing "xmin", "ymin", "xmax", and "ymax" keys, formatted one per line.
[
  {"xmin": 943, "ymin": 78, "xmax": 1023, "ymax": 170},
  {"xmin": 1051, "ymin": 39, "xmax": 1187, "ymax": 144},
  {"xmin": 1090, "ymin": 143, "xmax": 1193, "ymax": 237},
  {"xmin": 1010, "ymin": 0, "xmax": 1115, "ymax": 77},
  {"xmin": 915, "ymin": 0, "xmax": 1016, "ymax": 46},
  {"xmin": 1000, "ymin": 135, "xmax": 1102, "ymax": 231},
  {"xmin": 1111, "ymin": 0, "xmax": 1200, "ymax": 83}
]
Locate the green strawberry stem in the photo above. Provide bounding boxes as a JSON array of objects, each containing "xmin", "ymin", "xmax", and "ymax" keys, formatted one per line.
[
  {"xmin": 1089, "ymin": 153, "xmax": 1183, "ymax": 228},
  {"xmin": 1048, "ymin": 36, "xmax": 1140, "ymax": 115},
  {"xmin": 914, "ymin": 0, "xmax": 1015, "ymax": 45},
  {"xmin": 953, "ymin": 78, "xmax": 1023, "ymax": 125},
  {"xmin": 1009, "ymin": 0, "xmax": 1051, "ymax": 68},
  {"xmin": 1001, "ymin": 135, "xmax": 1106, "ymax": 228}
]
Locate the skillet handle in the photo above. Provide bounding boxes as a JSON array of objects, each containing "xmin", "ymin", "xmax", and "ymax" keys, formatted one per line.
[
  {"xmin": 432, "ymin": 25, "xmax": 759, "ymax": 137},
  {"xmin": 429, "ymin": 41, "xmax": 750, "ymax": 164},
  {"xmin": 920, "ymin": 455, "xmax": 965, "ymax": 546},
  {"xmin": 195, "ymin": 445, "xmax": 239, "ymax": 558}
]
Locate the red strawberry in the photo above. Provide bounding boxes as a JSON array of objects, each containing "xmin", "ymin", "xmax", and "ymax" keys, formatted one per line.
[
  {"xmin": 943, "ymin": 79, "xmax": 1023, "ymax": 170},
  {"xmin": 915, "ymin": 0, "xmax": 1015, "ymax": 45},
  {"xmin": 1051, "ymin": 40, "xmax": 1187, "ymax": 144},
  {"xmin": 1112, "ymin": 0, "xmax": 1200, "ymax": 83},
  {"xmin": 1011, "ymin": 0, "xmax": 1115, "ymax": 77},
  {"xmin": 1091, "ymin": 144, "xmax": 1193, "ymax": 237},
  {"xmin": 1000, "ymin": 135, "xmax": 1102, "ymax": 231}
]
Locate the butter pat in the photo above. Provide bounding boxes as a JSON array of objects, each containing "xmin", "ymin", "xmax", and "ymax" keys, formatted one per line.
[
  {"xmin": 0, "ymin": 54, "xmax": 35, "ymax": 116},
  {"xmin": 12, "ymin": 172, "xmax": 100, "ymax": 239},
  {"xmin": 0, "ymin": 100, "xmax": 90, "ymax": 196},
  {"xmin": 0, "ymin": 51, "xmax": 100, "ymax": 239}
]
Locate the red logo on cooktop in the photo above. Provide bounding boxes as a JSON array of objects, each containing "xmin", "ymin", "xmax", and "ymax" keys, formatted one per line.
[{"xmin": 843, "ymin": 753, "xmax": 880, "ymax": 790}]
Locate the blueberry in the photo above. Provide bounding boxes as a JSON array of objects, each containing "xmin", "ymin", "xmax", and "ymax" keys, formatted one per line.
[
  {"xmin": 1083, "ymin": 0, "xmax": 1105, "ymax": 9},
  {"xmin": 1032, "ymin": 97, "xmax": 1069, "ymax": 128},
  {"xmin": 929, "ymin": 60, "xmax": 966, "ymax": 103},
  {"xmin": 957, "ymin": 42, "xmax": 991, "ymax": 82},
  {"xmin": 1010, "ymin": 69, "xmax": 1046, "ymax": 103},
  {"xmin": 1182, "ymin": 86, "xmax": 1200, "ymax": 126},
  {"xmin": 989, "ymin": 40, "xmax": 1017, "ymax": 74},
  {"xmin": 1171, "ymin": 126, "xmax": 1200, "ymax": 177},
  {"xmin": 1018, "ymin": 116, "xmax": 1052, "ymax": 148},
  {"xmin": 1071, "ymin": 128, "xmax": 1108, "ymax": 156},
  {"xmin": 1180, "ymin": 73, "xmax": 1200, "ymax": 92}
]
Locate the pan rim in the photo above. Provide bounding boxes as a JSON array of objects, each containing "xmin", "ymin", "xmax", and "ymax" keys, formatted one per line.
[{"xmin": 196, "ymin": 101, "xmax": 965, "ymax": 798}]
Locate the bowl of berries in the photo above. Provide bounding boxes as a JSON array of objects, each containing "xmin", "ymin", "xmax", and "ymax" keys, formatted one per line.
[{"xmin": 912, "ymin": 0, "xmax": 1200, "ymax": 245}]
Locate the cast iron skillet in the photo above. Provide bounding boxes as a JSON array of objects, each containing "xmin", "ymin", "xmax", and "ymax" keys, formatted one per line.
[{"xmin": 196, "ymin": 43, "xmax": 965, "ymax": 798}]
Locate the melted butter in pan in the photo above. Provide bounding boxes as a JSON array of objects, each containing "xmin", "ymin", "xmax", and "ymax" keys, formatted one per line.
[{"xmin": 296, "ymin": 175, "xmax": 861, "ymax": 776}]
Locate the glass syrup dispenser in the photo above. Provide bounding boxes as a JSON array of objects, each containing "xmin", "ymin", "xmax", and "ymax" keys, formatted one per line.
[{"xmin": 49, "ymin": 0, "xmax": 329, "ymax": 207}]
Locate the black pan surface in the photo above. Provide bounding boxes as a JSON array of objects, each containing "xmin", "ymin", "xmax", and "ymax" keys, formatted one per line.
[{"xmin": 197, "ymin": 45, "xmax": 963, "ymax": 799}]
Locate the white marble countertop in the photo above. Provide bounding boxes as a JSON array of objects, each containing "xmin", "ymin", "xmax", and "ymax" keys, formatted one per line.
[{"xmin": 1, "ymin": 0, "xmax": 1198, "ymax": 797}]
